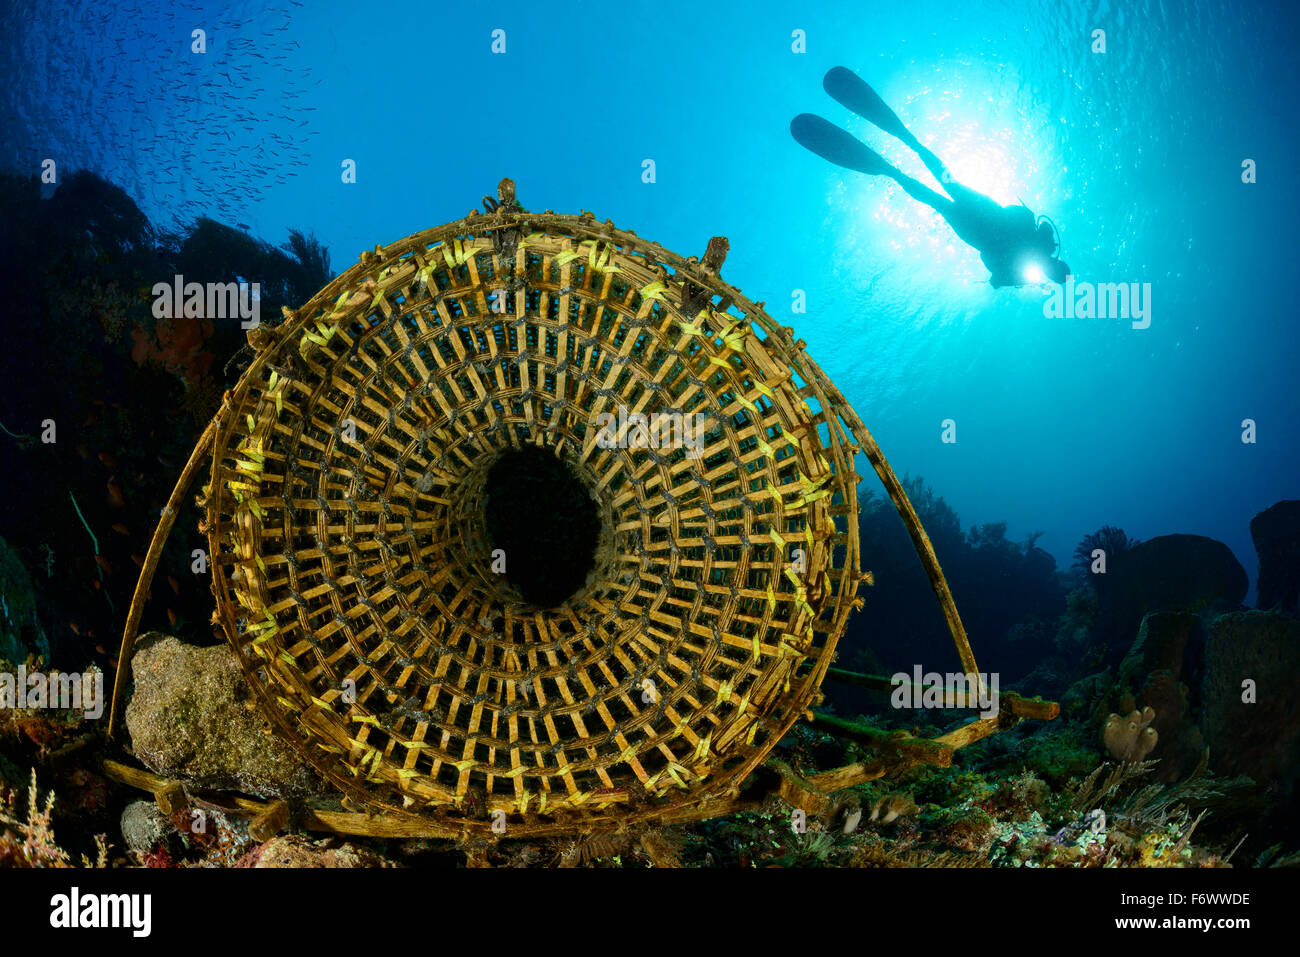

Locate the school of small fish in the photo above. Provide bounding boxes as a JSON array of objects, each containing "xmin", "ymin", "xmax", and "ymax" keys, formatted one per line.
[{"xmin": 1, "ymin": 0, "xmax": 320, "ymax": 233}]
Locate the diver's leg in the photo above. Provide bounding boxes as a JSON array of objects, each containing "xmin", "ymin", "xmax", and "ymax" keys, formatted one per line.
[
  {"xmin": 823, "ymin": 67, "xmax": 954, "ymax": 182},
  {"xmin": 884, "ymin": 167, "xmax": 958, "ymax": 221},
  {"xmin": 909, "ymin": 141, "xmax": 957, "ymax": 188},
  {"xmin": 792, "ymin": 111, "xmax": 972, "ymax": 241},
  {"xmin": 927, "ymin": 171, "xmax": 997, "ymax": 210},
  {"xmin": 903, "ymin": 146, "xmax": 1013, "ymax": 252},
  {"xmin": 887, "ymin": 172, "xmax": 994, "ymax": 250},
  {"xmin": 824, "ymin": 68, "xmax": 916, "ymax": 143},
  {"xmin": 889, "ymin": 131, "xmax": 974, "ymax": 203},
  {"xmin": 791, "ymin": 113, "xmax": 893, "ymax": 176}
]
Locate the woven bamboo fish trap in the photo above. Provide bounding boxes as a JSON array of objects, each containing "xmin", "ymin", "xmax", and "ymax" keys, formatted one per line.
[{"xmin": 107, "ymin": 181, "xmax": 1055, "ymax": 840}]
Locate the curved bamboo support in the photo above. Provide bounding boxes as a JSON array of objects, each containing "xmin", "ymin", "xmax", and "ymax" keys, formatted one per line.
[
  {"xmin": 779, "ymin": 343, "xmax": 977, "ymax": 679},
  {"xmin": 106, "ymin": 417, "xmax": 218, "ymax": 739},
  {"xmin": 862, "ymin": 432, "xmax": 979, "ymax": 676}
]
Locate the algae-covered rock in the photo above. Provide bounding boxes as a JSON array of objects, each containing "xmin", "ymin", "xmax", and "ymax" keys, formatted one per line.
[
  {"xmin": 931, "ymin": 806, "xmax": 998, "ymax": 855},
  {"xmin": 124, "ymin": 633, "xmax": 321, "ymax": 798},
  {"xmin": 1250, "ymin": 500, "xmax": 1300, "ymax": 612},
  {"xmin": 120, "ymin": 800, "xmax": 171, "ymax": 855},
  {"xmin": 238, "ymin": 835, "xmax": 395, "ymax": 868}
]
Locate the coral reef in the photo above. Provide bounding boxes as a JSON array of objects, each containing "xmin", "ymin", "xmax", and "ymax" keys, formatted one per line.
[
  {"xmin": 130, "ymin": 312, "xmax": 216, "ymax": 400},
  {"xmin": 930, "ymin": 805, "xmax": 998, "ymax": 854},
  {"xmin": 0, "ymin": 538, "xmax": 49, "ymax": 665},
  {"xmin": 237, "ymin": 835, "xmax": 394, "ymax": 868},
  {"xmin": 869, "ymin": 792, "xmax": 918, "ymax": 824},
  {"xmin": 846, "ymin": 476, "xmax": 1067, "ymax": 685},
  {"xmin": 0, "ymin": 169, "xmax": 334, "ymax": 673}
]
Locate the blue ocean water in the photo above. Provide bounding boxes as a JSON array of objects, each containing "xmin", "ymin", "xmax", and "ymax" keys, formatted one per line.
[{"xmin": 3, "ymin": 0, "xmax": 1297, "ymax": 591}]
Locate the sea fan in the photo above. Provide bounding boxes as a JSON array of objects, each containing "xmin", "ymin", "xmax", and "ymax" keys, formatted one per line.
[{"xmin": 1073, "ymin": 525, "xmax": 1138, "ymax": 571}]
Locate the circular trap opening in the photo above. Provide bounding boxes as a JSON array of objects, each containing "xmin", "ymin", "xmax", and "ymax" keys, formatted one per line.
[{"xmin": 483, "ymin": 446, "xmax": 601, "ymax": 607}]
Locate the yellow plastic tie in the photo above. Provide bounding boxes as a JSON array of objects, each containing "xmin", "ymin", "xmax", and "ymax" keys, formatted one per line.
[{"xmin": 639, "ymin": 280, "xmax": 668, "ymax": 302}]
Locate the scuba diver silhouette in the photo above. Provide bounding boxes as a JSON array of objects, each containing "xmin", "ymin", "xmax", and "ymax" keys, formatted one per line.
[{"xmin": 792, "ymin": 67, "xmax": 1069, "ymax": 288}]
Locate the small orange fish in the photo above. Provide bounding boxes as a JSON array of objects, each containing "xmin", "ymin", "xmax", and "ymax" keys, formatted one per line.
[
  {"xmin": 167, "ymin": 576, "xmax": 181, "ymax": 594},
  {"xmin": 69, "ymin": 623, "xmax": 81, "ymax": 636},
  {"xmin": 167, "ymin": 609, "xmax": 179, "ymax": 627},
  {"xmin": 131, "ymin": 554, "xmax": 145, "ymax": 567},
  {"xmin": 111, "ymin": 523, "xmax": 130, "ymax": 536},
  {"xmin": 95, "ymin": 644, "xmax": 106, "ymax": 655},
  {"xmin": 98, "ymin": 451, "xmax": 119, "ymax": 469},
  {"xmin": 94, "ymin": 555, "xmax": 112, "ymax": 576},
  {"xmin": 107, "ymin": 478, "xmax": 125, "ymax": 508}
]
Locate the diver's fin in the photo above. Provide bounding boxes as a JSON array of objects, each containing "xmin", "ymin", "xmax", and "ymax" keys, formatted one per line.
[
  {"xmin": 823, "ymin": 67, "xmax": 918, "ymax": 146},
  {"xmin": 790, "ymin": 113, "xmax": 891, "ymax": 176}
]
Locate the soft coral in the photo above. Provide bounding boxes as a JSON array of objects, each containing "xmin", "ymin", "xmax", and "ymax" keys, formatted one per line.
[{"xmin": 130, "ymin": 314, "xmax": 215, "ymax": 391}]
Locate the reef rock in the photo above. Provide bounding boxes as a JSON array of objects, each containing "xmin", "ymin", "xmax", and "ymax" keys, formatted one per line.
[
  {"xmin": 933, "ymin": 806, "xmax": 997, "ymax": 855},
  {"xmin": 1251, "ymin": 500, "xmax": 1300, "ymax": 613},
  {"xmin": 120, "ymin": 800, "xmax": 171, "ymax": 855},
  {"xmin": 1096, "ymin": 535, "xmax": 1247, "ymax": 658},
  {"xmin": 1059, "ymin": 671, "xmax": 1112, "ymax": 723},
  {"xmin": 1137, "ymin": 670, "xmax": 1205, "ymax": 783},
  {"xmin": 1201, "ymin": 611, "xmax": 1300, "ymax": 792},
  {"xmin": 238, "ymin": 835, "xmax": 395, "ymax": 868},
  {"xmin": 124, "ymin": 633, "xmax": 321, "ymax": 798},
  {"xmin": 1119, "ymin": 610, "xmax": 1203, "ymax": 691}
]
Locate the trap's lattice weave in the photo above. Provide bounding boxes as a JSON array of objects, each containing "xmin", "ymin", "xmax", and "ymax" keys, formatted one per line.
[{"xmin": 190, "ymin": 207, "xmax": 875, "ymax": 834}]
